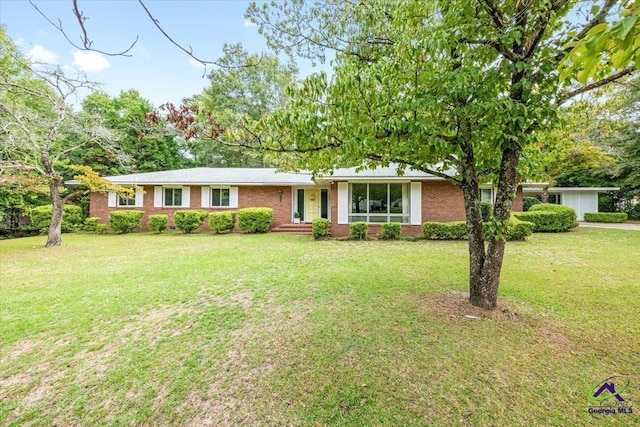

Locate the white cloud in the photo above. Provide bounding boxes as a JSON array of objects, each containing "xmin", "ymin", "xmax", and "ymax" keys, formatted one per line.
[
  {"xmin": 26, "ymin": 45, "xmax": 58, "ymax": 63},
  {"xmin": 188, "ymin": 58, "xmax": 205, "ymax": 69},
  {"xmin": 243, "ymin": 19, "xmax": 256, "ymax": 28},
  {"xmin": 73, "ymin": 51, "xmax": 110, "ymax": 72}
]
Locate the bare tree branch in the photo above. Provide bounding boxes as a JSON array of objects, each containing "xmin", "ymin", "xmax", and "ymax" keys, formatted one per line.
[{"xmin": 28, "ymin": 0, "xmax": 138, "ymax": 56}]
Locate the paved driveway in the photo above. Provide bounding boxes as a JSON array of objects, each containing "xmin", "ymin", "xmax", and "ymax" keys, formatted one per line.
[{"xmin": 579, "ymin": 222, "xmax": 640, "ymax": 231}]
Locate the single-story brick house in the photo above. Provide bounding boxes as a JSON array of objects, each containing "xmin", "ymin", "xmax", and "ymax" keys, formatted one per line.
[{"xmin": 90, "ymin": 165, "xmax": 524, "ymax": 237}]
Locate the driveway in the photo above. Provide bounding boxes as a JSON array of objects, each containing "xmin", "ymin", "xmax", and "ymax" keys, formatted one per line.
[{"xmin": 579, "ymin": 222, "xmax": 640, "ymax": 231}]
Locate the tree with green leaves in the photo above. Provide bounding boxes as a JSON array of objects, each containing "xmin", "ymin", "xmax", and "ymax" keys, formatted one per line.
[
  {"xmin": 187, "ymin": 44, "xmax": 298, "ymax": 167},
  {"xmin": 235, "ymin": 0, "xmax": 638, "ymax": 309},
  {"xmin": 0, "ymin": 27, "xmax": 130, "ymax": 247},
  {"xmin": 528, "ymin": 100, "xmax": 616, "ymax": 202},
  {"xmin": 79, "ymin": 90, "xmax": 192, "ymax": 174}
]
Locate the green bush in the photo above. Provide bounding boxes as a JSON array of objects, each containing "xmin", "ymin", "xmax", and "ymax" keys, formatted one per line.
[
  {"xmin": 312, "ymin": 218, "xmax": 330, "ymax": 240},
  {"xmin": 506, "ymin": 216, "xmax": 535, "ymax": 241},
  {"xmin": 174, "ymin": 210, "xmax": 208, "ymax": 234},
  {"xmin": 28, "ymin": 204, "xmax": 84, "ymax": 233},
  {"xmin": 349, "ymin": 221, "xmax": 368, "ymax": 240},
  {"xmin": 530, "ymin": 203, "xmax": 577, "ymax": 231},
  {"xmin": 109, "ymin": 210, "xmax": 144, "ymax": 233},
  {"xmin": 95, "ymin": 224, "xmax": 108, "ymax": 234},
  {"xmin": 513, "ymin": 203, "xmax": 577, "ymax": 232},
  {"xmin": 238, "ymin": 207, "xmax": 273, "ymax": 233},
  {"xmin": 209, "ymin": 211, "xmax": 237, "ymax": 233},
  {"xmin": 422, "ymin": 221, "xmax": 467, "ymax": 240},
  {"xmin": 82, "ymin": 217, "xmax": 100, "ymax": 232},
  {"xmin": 480, "ymin": 202, "xmax": 493, "ymax": 222},
  {"xmin": 148, "ymin": 214, "xmax": 168, "ymax": 233},
  {"xmin": 380, "ymin": 222, "xmax": 402, "ymax": 240},
  {"xmin": 626, "ymin": 204, "xmax": 640, "ymax": 220},
  {"xmin": 584, "ymin": 212, "xmax": 628, "ymax": 223},
  {"xmin": 523, "ymin": 197, "xmax": 541, "ymax": 212}
]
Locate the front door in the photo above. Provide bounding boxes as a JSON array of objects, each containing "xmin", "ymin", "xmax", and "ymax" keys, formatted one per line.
[{"xmin": 305, "ymin": 189, "xmax": 321, "ymax": 221}]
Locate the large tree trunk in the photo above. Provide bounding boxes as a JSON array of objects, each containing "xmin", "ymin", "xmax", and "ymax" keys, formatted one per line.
[
  {"xmin": 46, "ymin": 177, "xmax": 63, "ymax": 247},
  {"xmin": 467, "ymin": 148, "xmax": 520, "ymax": 310}
]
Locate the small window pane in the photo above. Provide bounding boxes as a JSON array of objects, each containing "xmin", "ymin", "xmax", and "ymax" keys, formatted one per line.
[
  {"xmin": 369, "ymin": 215, "xmax": 387, "ymax": 223},
  {"xmin": 212, "ymin": 189, "xmax": 221, "ymax": 206},
  {"xmin": 221, "ymin": 189, "xmax": 230, "ymax": 206},
  {"xmin": 349, "ymin": 215, "xmax": 367, "ymax": 222}
]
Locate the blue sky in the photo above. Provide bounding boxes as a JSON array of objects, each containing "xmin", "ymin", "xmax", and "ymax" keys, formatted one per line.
[{"xmin": 1, "ymin": 0, "xmax": 316, "ymax": 107}]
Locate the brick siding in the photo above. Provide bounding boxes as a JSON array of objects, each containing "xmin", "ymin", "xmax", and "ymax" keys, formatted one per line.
[
  {"xmin": 90, "ymin": 181, "xmax": 524, "ymax": 234},
  {"xmin": 90, "ymin": 185, "xmax": 292, "ymax": 231}
]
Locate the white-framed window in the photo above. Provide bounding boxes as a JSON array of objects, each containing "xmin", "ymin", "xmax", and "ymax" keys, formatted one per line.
[
  {"xmin": 480, "ymin": 188, "xmax": 493, "ymax": 203},
  {"xmin": 211, "ymin": 188, "xmax": 230, "ymax": 207},
  {"xmin": 349, "ymin": 183, "xmax": 409, "ymax": 223},
  {"xmin": 108, "ymin": 187, "xmax": 143, "ymax": 208},
  {"xmin": 164, "ymin": 187, "xmax": 183, "ymax": 207},
  {"xmin": 118, "ymin": 195, "xmax": 136, "ymax": 207}
]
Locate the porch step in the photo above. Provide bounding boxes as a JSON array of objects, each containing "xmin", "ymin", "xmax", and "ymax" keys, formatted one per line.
[{"xmin": 271, "ymin": 223, "xmax": 315, "ymax": 235}]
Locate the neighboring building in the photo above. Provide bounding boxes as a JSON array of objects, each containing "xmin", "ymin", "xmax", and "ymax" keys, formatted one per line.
[
  {"xmin": 522, "ymin": 186, "xmax": 619, "ymax": 221},
  {"xmin": 89, "ymin": 165, "xmax": 524, "ymax": 237}
]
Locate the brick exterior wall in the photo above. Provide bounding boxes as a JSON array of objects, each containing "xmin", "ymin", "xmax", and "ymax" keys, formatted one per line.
[
  {"xmin": 90, "ymin": 181, "xmax": 524, "ymax": 234},
  {"xmin": 327, "ymin": 180, "xmax": 525, "ymax": 237},
  {"xmin": 90, "ymin": 185, "xmax": 292, "ymax": 231}
]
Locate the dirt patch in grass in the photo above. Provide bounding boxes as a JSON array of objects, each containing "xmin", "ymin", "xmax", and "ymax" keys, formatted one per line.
[
  {"xmin": 422, "ymin": 291, "xmax": 521, "ymax": 321},
  {"xmin": 421, "ymin": 291, "xmax": 575, "ymax": 351}
]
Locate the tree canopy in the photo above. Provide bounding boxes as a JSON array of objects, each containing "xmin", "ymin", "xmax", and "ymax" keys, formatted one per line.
[
  {"xmin": 187, "ymin": 44, "xmax": 298, "ymax": 167},
  {"xmin": 237, "ymin": 0, "xmax": 638, "ymax": 309}
]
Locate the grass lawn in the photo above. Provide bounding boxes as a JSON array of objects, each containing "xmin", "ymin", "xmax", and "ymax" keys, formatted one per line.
[{"xmin": 1, "ymin": 228, "xmax": 638, "ymax": 426}]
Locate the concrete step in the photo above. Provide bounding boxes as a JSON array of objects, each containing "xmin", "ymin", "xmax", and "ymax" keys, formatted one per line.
[{"xmin": 271, "ymin": 223, "xmax": 319, "ymax": 235}]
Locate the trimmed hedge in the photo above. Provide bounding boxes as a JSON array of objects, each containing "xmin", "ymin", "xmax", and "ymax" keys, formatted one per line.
[
  {"xmin": 349, "ymin": 221, "xmax": 368, "ymax": 240},
  {"xmin": 82, "ymin": 217, "xmax": 100, "ymax": 232},
  {"xmin": 209, "ymin": 211, "xmax": 237, "ymax": 233},
  {"xmin": 513, "ymin": 203, "xmax": 577, "ymax": 232},
  {"xmin": 380, "ymin": 222, "xmax": 402, "ymax": 240},
  {"xmin": 312, "ymin": 218, "xmax": 330, "ymax": 240},
  {"xmin": 584, "ymin": 212, "xmax": 628, "ymax": 223},
  {"xmin": 174, "ymin": 210, "xmax": 208, "ymax": 233},
  {"xmin": 423, "ymin": 221, "xmax": 467, "ymax": 240},
  {"xmin": 238, "ymin": 207, "xmax": 273, "ymax": 233},
  {"xmin": 505, "ymin": 216, "xmax": 534, "ymax": 241},
  {"xmin": 523, "ymin": 197, "xmax": 541, "ymax": 212},
  {"xmin": 148, "ymin": 214, "xmax": 168, "ymax": 233},
  {"xmin": 110, "ymin": 210, "xmax": 144, "ymax": 233},
  {"xmin": 28, "ymin": 204, "xmax": 84, "ymax": 233}
]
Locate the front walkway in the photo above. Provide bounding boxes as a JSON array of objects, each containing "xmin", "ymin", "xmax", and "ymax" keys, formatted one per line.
[{"xmin": 579, "ymin": 222, "xmax": 640, "ymax": 231}]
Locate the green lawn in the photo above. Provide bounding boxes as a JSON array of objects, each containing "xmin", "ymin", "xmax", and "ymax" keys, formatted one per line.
[{"xmin": 1, "ymin": 229, "xmax": 638, "ymax": 426}]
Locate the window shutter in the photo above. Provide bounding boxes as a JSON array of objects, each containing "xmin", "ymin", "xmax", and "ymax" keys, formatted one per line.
[
  {"xmin": 182, "ymin": 186, "xmax": 191, "ymax": 207},
  {"xmin": 337, "ymin": 182, "xmax": 348, "ymax": 224},
  {"xmin": 229, "ymin": 187, "xmax": 239, "ymax": 208},
  {"xmin": 107, "ymin": 192, "xmax": 117, "ymax": 208},
  {"xmin": 201, "ymin": 186, "xmax": 210, "ymax": 208},
  {"xmin": 134, "ymin": 187, "xmax": 144, "ymax": 207},
  {"xmin": 410, "ymin": 182, "xmax": 422, "ymax": 225},
  {"xmin": 154, "ymin": 186, "xmax": 162, "ymax": 207}
]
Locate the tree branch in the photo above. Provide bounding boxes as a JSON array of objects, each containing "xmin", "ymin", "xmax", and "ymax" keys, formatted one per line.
[
  {"xmin": 557, "ymin": 66, "xmax": 637, "ymax": 105},
  {"xmin": 28, "ymin": 0, "xmax": 138, "ymax": 56}
]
